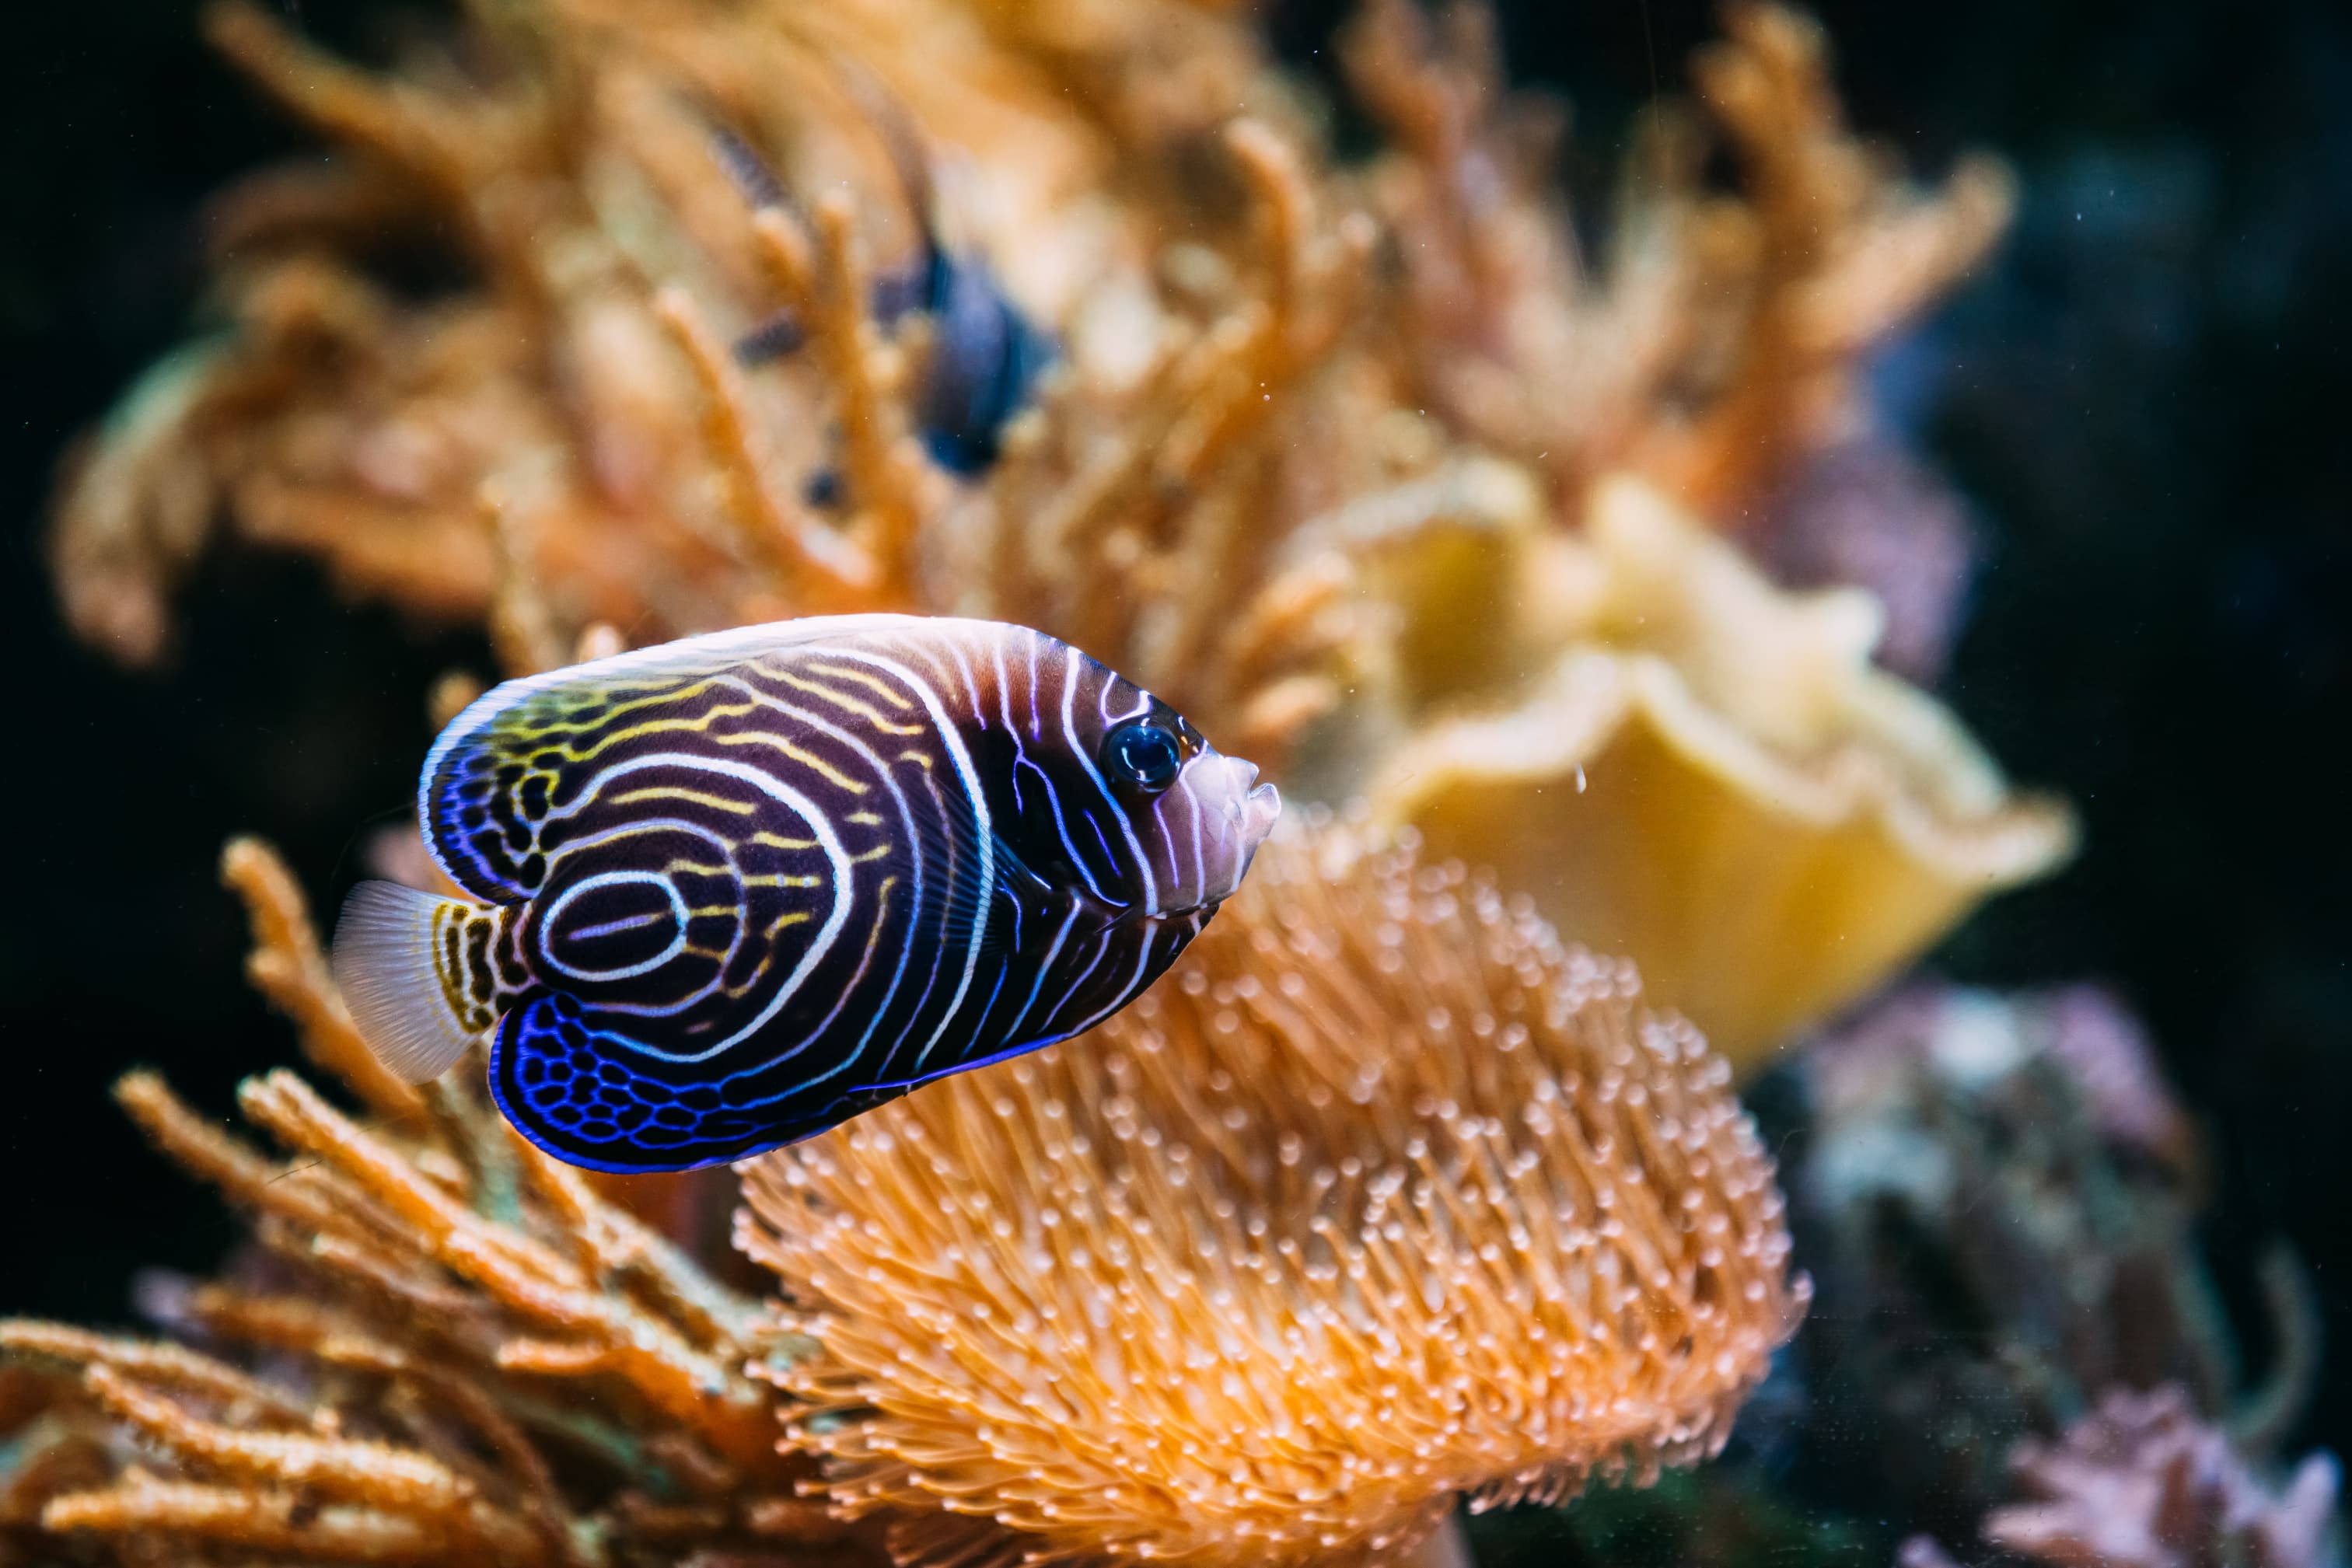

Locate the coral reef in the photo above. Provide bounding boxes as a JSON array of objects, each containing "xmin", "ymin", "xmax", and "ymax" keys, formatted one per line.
[
  {"xmin": 1339, "ymin": 0, "xmax": 2015, "ymax": 519},
  {"xmin": 48, "ymin": 0, "xmax": 1382, "ymax": 774},
  {"xmin": 1, "ymin": 845, "xmax": 836, "ymax": 1568},
  {"xmin": 13, "ymin": 0, "xmax": 2172, "ymax": 1563},
  {"xmin": 46, "ymin": 0, "xmax": 2069, "ymax": 1064},
  {"xmin": 1, "ymin": 823, "xmax": 1804, "ymax": 1566},
  {"xmin": 741, "ymin": 819, "xmax": 1806, "ymax": 1567}
]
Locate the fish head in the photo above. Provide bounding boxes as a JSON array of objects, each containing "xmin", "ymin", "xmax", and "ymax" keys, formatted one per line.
[{"xmin": 991, "ymin": 656, "xmax": 1280, "ymax": 918}]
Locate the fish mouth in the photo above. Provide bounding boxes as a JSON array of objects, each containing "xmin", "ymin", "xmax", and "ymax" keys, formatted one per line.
[
  {"xmin": 1216, "ymin": 773, "xmax": 1281, "ymax": 896},
  {"xmin": 1237, "ymin": 780, "xmax": 1281, "ymax": 854},
  {"xmin": 1131, "ymin": 755, "xmax": 1283, "ymax": 917}
]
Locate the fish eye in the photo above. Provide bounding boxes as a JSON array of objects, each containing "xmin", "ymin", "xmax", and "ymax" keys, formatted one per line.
[{"xmin": 1102, "ymin": 722, "xmax": 1182, "ymax": 793}]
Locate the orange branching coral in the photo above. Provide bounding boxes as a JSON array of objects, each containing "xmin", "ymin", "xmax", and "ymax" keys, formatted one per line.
[
  {"xmin": 1672, "ymin": 5, "xmax": 2016, "ymax": 514},
  {"xmin": 14, "ymin": 3, "xmax": 2080, "ymax": 1563},
  {"xmin": 47, "ymin": 0, "xmax": 2023, "ymax": 753},
  {"xmin": 1354, "ymin": 0, "xmax": 2013, "ymax": 522},
  {"xmin": 1, "ymin": 824, "xmax": 1803, "ymax": 1567},
  {"xmin": 1344, "ymin": 0, "xmax": 2014, "ymax": 521},
  {"xmin": 741, "ymin": 819, "xmax": 1807, "ymax": 1567},
  {"xmin": 0, "ymin": 844, "xmax": 851, "ymax": 1568},
  {"xmin": 222, "ymin": 833, "xmax": 425, "ymax": 1120},
  {"xmin": 0, "ymin": 1077, "xmax": 851, "ymax": 1565},
  {"xmin": 47, "ymin": 0, "xmax": 1382, "ymax": 772}
]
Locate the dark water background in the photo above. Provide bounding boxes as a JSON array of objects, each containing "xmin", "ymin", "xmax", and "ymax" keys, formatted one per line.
[{"xmin": 3, "ymin": 0, "xmax": 2347, "ymax": 1477}]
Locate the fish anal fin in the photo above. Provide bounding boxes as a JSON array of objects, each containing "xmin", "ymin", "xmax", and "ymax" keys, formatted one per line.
[{"xmin": 490, "ymin": 997, "xmax": 767, "ymax": 1173}]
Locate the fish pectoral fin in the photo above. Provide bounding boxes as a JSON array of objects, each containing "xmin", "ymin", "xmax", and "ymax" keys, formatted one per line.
[
  {"xmin": 988, "ymin": 829, "xmax": 1055, "ymax": 898},
  {"xmin": 887, "ymin": 768, "xmax": 1018, "ymax": 965}
]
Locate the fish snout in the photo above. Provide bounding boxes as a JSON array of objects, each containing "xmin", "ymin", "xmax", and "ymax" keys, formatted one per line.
[
  {"xmin": 1217, "ymin": 756, "xmax": 1281, "ymax": 896},
  {"xmin": 1237, "ymin": 778, "xmax": 1281, "ymax": 852},
  {"xmin": 1169, "ymin": 752, "xmax": 1284, "ymax": 906}
]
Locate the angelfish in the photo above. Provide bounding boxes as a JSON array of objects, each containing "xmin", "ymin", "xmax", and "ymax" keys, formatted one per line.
[{"xmin": 333, "ymin": 615, "xmax": 1281, "ymax": 1173}]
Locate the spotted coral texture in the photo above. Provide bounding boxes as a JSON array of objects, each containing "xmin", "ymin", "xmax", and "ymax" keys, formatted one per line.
[{"xmin": 740, "ymin": 820, "xmax": 1807, "ymax": 1567}]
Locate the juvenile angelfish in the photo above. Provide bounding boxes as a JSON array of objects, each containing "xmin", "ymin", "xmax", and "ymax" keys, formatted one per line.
[{"xmin": 333, "ymin": 615, "xmax": 1281, "ymax": 1172}]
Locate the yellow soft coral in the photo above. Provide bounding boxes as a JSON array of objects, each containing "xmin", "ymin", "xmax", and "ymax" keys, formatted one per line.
[{"xmin": 1368, "ymin": 478, "xmax": 2074, "ymax": 1067}]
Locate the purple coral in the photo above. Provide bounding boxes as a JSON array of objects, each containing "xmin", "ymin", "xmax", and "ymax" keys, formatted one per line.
[
  {"xmin": 1753, "ymin": 435, "xmax": 1980, "ymax": 685},
  {"xmin": 1986, "ymin": 1385, "xmax": 2340, "ymax": 1568},
  {"xmin": 2033, "ymin": 983, "xmax": 2195, "ymax": 1171}
]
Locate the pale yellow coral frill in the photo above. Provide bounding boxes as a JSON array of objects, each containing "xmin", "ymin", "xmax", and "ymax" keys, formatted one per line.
[{"xmin": 1368, "ymin": 477, "xmax": 2075, "ymax": 1067}]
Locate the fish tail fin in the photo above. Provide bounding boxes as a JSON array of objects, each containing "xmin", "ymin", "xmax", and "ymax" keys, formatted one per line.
[{"xmin": 331, "ymin": 880, "xmax": 498, "ymax": 1083}]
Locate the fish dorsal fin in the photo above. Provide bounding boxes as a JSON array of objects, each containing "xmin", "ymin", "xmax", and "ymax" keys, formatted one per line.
[{"xmin": 419, "ymin": 616, "xmax": 997, "ymax": 903}]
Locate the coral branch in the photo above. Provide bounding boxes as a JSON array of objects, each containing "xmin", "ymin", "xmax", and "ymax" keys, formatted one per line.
[
  {"xmin": 1671, "ymin": 2, "xmax": 2015, "ymax": 512},
  {"xmin": 222, "ymin": 836, "xmax": 424, "ymax": 1119},
  {"xmin": 113, "ymin": 1070, "xmax": 360, "ymax": 1239},
  {"xmin": 202, "ymin": 2, "xmax": 474, "ymax": 225},
  {"xmin": 653, "ymin": 285, "xmax": 879, "ymax": 606},
  {"xmin": 12, "ymin": 1057, "xmax": 815, "ymax": 1565},
  {"xmin": 44, "ymin": 1478, "xmax": 476, "ymax": 1564},
  {"xmin": 0, "ymin": 1322, "xmax": 312, "ymax": 1430},
  {"xmin": 746, "ymin": 201, "xmax": 931, "ymax": 598},
  {"xmin": 235, "ymin": 1070, "xmax": 778, "ymax": 1468},
  {"xmin": 185, "ymin": 1288, "xmax": 568, "ymax": 1517},
  {"xmin": 482, "ymin": 484, "xmax": 571, "ymax": 677},
  {"xmin": 82, "ymin": 1364, "xmax": 488, "ymax": 1526},
  {"xmin": 814, "ymin": 199, "xmax": 924, "ymax": 569}
]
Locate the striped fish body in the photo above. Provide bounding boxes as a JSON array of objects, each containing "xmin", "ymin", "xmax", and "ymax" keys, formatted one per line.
[{"xmin": 332, "ymin": 616, "xmax": 1281, "ymax": 1173}]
